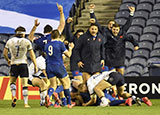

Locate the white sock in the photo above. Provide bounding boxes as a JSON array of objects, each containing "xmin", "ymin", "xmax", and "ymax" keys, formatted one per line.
[
  {"xmin": 10, "ymin": 84, "xmax": 16, "ymax": 97},
  {"xmin": 40, "ymin": 90, "xmax": 47, "ymax": 104},
  {"xmin": 23, "ymin": 87, "xmax": 28, "ymax": 105}
]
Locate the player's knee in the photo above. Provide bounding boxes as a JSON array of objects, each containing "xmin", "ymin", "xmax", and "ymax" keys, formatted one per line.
[
  {"xmin": 10, "ymin": 83, "xmax": 16, "ymax": 91},
  {"xmin": 22, "ymin": 87, "xmax": 28, "ymax": 97}
]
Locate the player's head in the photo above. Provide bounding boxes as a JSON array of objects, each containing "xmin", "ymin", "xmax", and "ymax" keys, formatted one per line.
[
  {"xmin": 43, "ymin": 24, "xmax": 52, "ymax": 34},
  {"xmin": 112, "ymin": 23, "xmax": 120, "ymax": 37},
  {"xmin": 51, "ymin": 29, "xmax": 60, "ymax": 39},
  {"xmin": 107, "ymin": 20, "xmax": 116, "ymax": 30},
  {"xmin": 74, "ymin": 29, "xmax": 84, "ymax": 38},
  {"xmin": 15, "ymin": 26, "xmax": 26, "ymax": 38},
  {"xmin": 78, "ymin": 83, "xmax": 88, "ymax": 93},
  {"xmin": 89, "ymin": 23, "xmax": 98, "ymax": 36}
]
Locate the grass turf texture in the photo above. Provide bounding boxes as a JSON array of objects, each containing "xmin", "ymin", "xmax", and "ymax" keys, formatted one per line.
[{"xmin": 0, "ymin": 99, "xmax": 160, "ymax": 115}]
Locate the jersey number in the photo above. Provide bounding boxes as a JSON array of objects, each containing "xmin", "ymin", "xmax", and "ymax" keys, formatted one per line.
[
  {"xmin": 48, "ymin": 45, "xmax": 53, "ymax": 56},
  {"xmin": 15, "ymin": 45, "xmax": 20, "ymax": 57}
]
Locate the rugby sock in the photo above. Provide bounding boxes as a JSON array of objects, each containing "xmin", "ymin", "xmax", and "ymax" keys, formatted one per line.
[
  {"xmin": 48, "ymin": 88, "xmax": 54, "ymax": 97},
  {"xmin": 61, "ymin": 97, "xmax": 67, "ymax": 106},
  {"xmin": 22, "ymin": 87, "xmax": 28, "ymax": 105},
  {"xmin": 41, "ymin": 90, "xmax": 47, "ymax": 104},
  {"xmin": 10, "ymin": 83, "xmax": 16, "ymax": 97},
  {"xmin": 109, "ymin": 100, "xmax": 126, "ymax": 106},
  {"xmin": 64, "ymin": 89, "xmax": 71, "ymax": 105},
  {"xmin": 55, "ymin": 85, "xmax": 64, "ymax": 93}
]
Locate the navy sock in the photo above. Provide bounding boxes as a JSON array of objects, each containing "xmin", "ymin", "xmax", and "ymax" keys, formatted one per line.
[
  {"xmin": 48, "ymin": 88, "xmax": 54, "ymax": 97},
  {"xmin": 55, "ymin": 85, "xmax": 64, "ymax": 93},
  {"xmin": 64, "ymin": 89, "xmax": 71, "ymax": 105},
  {"xmin": 61, "ymin": 97, "xmax": 67, "ymax": 106},
  {"xmin": 110, "ymin": 100, "xmax": 126, "ymax": 106}
]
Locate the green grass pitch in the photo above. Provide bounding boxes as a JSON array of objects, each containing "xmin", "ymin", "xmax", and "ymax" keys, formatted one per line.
[{"xmin": 0, "ymin": 99, "xmax": 160, "ymax": 115}]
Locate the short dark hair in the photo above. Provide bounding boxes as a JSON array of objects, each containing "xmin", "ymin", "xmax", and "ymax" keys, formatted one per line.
[
  {"xmin": 44, "ymin": 25, "xmax": 52, "ymax": 33},
  {"xmin": 107, "ymin": 19, "xmax": 115, "ymax": 24},
  {"xmin": 15, "ymin": 26, "xmax": 26, "ymax": 33},
  {"xmin": 112, "ymin": 23, "xmax": 120, "ymax": 28},
  {"xmin": 51, "ymin": 29, "xmax": 60, "ymax": 39},
  {"xmin": 89, "ymin": 23, "xmax": 98, "ymax": 28},
  {"xmin": 74, "ymin": 29, "xmax": 84, "ymax": 36}
]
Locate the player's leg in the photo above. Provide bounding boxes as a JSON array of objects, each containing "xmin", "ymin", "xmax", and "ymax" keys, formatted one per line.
[
  {"xmin": 117, "ymin": 85, "xmax": 131, "ymax": 98},
  {"xmin": 82, "ymin": 72, "xmax": 91, "ymax": 83},
  {"xmin": 94, "ymin": 80, "xmax": 112, "ymax": 107},
  {"xmin": 10, "ymin": 77, "xmax": 17, "ymax": 107},
  {"xmin": 60, "ymin": 75, "xmax": 73, "ymax": 108},
  {"xmin": 72, "ymin": 71, "xmax": 83, "ymax": 83},
  {"xmin": 32, "ymin": 78, "xmax": 47, "ymax": 106},
  {"xmin": 20, "ymin": 64, "xmax": 31, "ymax": 108}
]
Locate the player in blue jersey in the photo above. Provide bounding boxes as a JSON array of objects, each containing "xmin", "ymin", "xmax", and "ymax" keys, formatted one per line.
[
  {"xmin": 44, "ymin": 29, "xmax": 74, "ymax": 108},
  {"xmin": 29, "ymin": 3, "xmax": 65, "ymax": 51}
]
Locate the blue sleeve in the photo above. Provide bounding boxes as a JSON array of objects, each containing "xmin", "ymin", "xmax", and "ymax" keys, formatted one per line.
[{"xmin": 61, "ymin": 42, "xmax": 67, "ymax": 52}]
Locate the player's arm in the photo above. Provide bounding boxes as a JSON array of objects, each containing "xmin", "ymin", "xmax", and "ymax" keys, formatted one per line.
[
  {"xmin": 82, "ymin": 94, "xmax": 97, "ymax": 106},
  {"xmin": 28, "ymin": 19, "xmax": 40, "ymax": 42},
  {"xmin": 3, "ymin": 48, "xmax": 11, "ymax": 66},
  {"xmin": 29, "ymin": 50, "xmax": 38, "ymax": 73},
  {"xmin": 57, "ymin": 3, "xmax": 65, "ymax": 34},
  {"xmin": 63, "ymin": 42, "xmax": 74, "ymax": 57}
]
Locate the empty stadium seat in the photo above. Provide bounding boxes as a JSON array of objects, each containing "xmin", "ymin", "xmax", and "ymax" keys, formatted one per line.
[
  {"xmin": 143, "ymin": 26, "xmax": 160, "ymax": 36},
  {"xmin": 150, "ymin": 10, "xmax": 160, "ymax": 18},
  {"xmin": 122, "ymin": 0, "xmax": 139, "ymax": 5},
  {"xmin": 115, "ymin": 18, "xmax": 127, "ymax": 26},
  {"xmin": 119, "ymin": 3, "xmax": 136, "ymax": 11},
  {"xmin": 133, "ymin": 49, "xmax": 150, "ymax": 59},
  {"xmin": 131, "ymin": 18, "xmax": 146, "ymax": 28},
  {"xmin": 125, "ymin": 58, "xmax": 129, "ymax": 67},
  {"xmin": 127, "ymin": 26, "xmax": 143, "ymax": 36},
  {"xmin": 0, "ymin": 43, "xmax": 5, "ymax": 50},
  {"xmin": 128, "ymin": 57, "xmax": 147, "ymax": 68},
  {"xmin": 128, "ymin": 34, "xmax": 139, "ymax": 41},
  {"xmin": 156, "ymin": 0, "xmax": 160, "ymax": 3},
  {"xmin": 153, "ymin": 41, "xmax": 160, "ymax": 49},
  {"xmin": 125, "ymin": 65, "xmax": 143, "ymax": 76},
  {"xmin": 157, "ymin": 35, "xmax": 160, "ymax": 42},
  {"xmin": 125, "ymin": 41, "xmax": 134, "ymax": 51},
  {"xmin": 0, "ymin": 65, "xmax": 9, "ymax": 76},
  {"xmin": 146, "ymin": 18, "xmax": 160, "ymax": 27},
  {"xmin": 133, "ymin": 11, "xmax": 149, "ymax": 21},
  {"xmin": 148, "ymin": 57, "xmax": 160, "ymax": 63},
  {"xmin": 150, "ymin": 49, "xmax": 160, "ymax": 58},
  {"xmin": 139, "ymin": 34, "xmax": 156, "ymax": 43},
  {"xmin": 115, "ymin": 11, "xmax": 130, "ymax": 19},
  {"xmin": 125, "ymin": 72, "xmax": 140, "ymax": 76},
  {"xmin": 153, "ymin": 3, "xmax": 160, "ymax": 10},
  {"xmin": 0, "ymin": 58, "xmax": 8, "ymax": 66},
  {"xmin": 136, "ymin": 3, "xmax": 153, "ymax": 13},
  {"xmin": 0, "ymin": 34, "xmax": 9, "ymax": 43},
  {"xmin": 139, "ymin": 41, "xmax": 153, "ymax": 51},
  {"xmin": 125, "ymin": 49, "xmax": 133, "ymax": 60},
  {"xmin": 139, "ymin": 0, "xmax": 155, "ymax": 5},
  {"xmin": 142, "ymin": 72, "xmax": 149, "ymax": 76}
]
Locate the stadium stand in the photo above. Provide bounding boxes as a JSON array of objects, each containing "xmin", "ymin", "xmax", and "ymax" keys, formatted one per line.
[{"xmin": 139, "ymin": 34, "xmax": 156, "ymax": 44}]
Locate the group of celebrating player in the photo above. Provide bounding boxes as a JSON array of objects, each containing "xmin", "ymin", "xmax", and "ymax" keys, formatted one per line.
[{"xmin": 3, "ymin": 3, "xmax": 152, "ymax": 108}]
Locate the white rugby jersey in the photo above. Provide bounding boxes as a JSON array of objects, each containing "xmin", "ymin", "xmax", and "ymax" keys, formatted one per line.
[
  {"xmin": 5, "ymin": 37, "xmax": 32, "ymax": 64},
  {"xmin": 87, "ymin": 71, "xmax": 114, "ymax": 94},
  {"xmin": 28, "ymin": 56, "xmax": 46, "ymax": 81}
]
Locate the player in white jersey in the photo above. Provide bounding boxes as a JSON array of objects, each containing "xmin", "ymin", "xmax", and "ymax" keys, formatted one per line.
[
  {"xmin": 3, "ymin": 26, "xmax": 38, "ymax": 108},
  {"xmin": 28, "ymin": 54, "xmax": 48, "ymax": 106},
  {"xmin": 78, "ymin": 71, "xmax": 134, "ymax": 107}
]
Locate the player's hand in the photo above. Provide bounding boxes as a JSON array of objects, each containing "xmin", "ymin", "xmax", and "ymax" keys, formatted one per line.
[
  {"xmin": 101, "ymin": 60, "xmax": 105, "ymax": 67},
  {"xmin": 34, "ymin": 19, "xmax": 40, "ymax": 27},
  {"xmin": 67, "ymin": 17, "xmax": 73, "ymax": 23},
  {"xmin": 134, "ymin": 46, "xmax": 139, "ymax": 51},
  {"xmin": 89, "ymin": 4, "xmax": 95, "ymax": 10},
  {"xmin": 7, "ymin": 60, "xmax": 11, "ymax": 66},
  {"xmin": 78, "ymin": 61, "xmax": 84, "ymax": 68},
  {"xmin": 64, "ymin": 40, "xmax": 69, "ymax": 45},
  {"xmin": 90, "ymin": 18, "xmax": 95, "ymax": 24},
  {"xmin": 128, "ymin": 6, "xmax": 135, "ymax": 13},
  {"xmin": 68, "ymin": 42, "xmax": 74, "ymax": 49},
  {"xmin": 57, "ymin": 3, "xmax": 63, "ymax": 13},
  {"xmin": 34, "ymin": 66, "xmax": 38, "ymax": 74}
]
